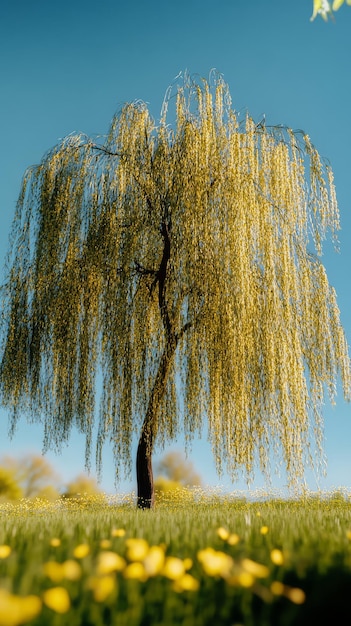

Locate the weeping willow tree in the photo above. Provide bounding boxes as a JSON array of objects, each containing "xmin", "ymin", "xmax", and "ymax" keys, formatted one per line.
[{"xmin": 1, "ymin": 75, "xmax": 350, "ymax": 508}]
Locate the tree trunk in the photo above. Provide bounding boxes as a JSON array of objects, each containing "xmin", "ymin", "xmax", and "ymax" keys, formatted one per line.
[
  {"xmin": 136, "ymin": 219, "xmax": 178, "ymax": 509},
  {"xmin": 136, "ymin": 430, "xmax": 155, "ymax": 509},
  {"xmin": 136, "ymin": 334, "xmax": 177, "ymax": 509}
]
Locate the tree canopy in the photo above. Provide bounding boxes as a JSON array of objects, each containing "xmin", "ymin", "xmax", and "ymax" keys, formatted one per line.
[
  {"xmin": 0, "ymin": 466, "xmax": 23, "ymax": 500},
  {"xmin": 2, "ymin": 453, "xmax": 59, "ymax": 499},
  {"xmin": 156, "ymin": 451, "xmax": 202, "ymax": 487},
  {"xmin": 0, "ymin": 75, "xmax": 350, "ymax": 502}
]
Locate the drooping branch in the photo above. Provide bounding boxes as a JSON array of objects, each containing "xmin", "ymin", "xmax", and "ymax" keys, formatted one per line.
[
  {"xmin": 133, "ymin": 260, "xmax": 157, "ymax": 276},
  {"xmin": 157, "ymin": 220, "xmax": 172, "ymax": 337}
]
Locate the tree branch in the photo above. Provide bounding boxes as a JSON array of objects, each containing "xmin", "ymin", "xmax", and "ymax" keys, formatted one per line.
[
  {"xmin": 157, "ymin": 221, "xmax": 172, "ymax": 337},
  {"xmin": 133, "ymin": 260, "xmax": 157, "ymax": 277},
  {"xmin": 177, "ymin": 321, "xmax": 192, "ymax": 341}
]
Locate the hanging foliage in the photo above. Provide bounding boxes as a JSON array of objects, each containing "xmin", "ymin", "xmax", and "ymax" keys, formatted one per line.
[
  {"xmin": 0, "ymin": 74, "xmax": 350, "ymax": 497},
  {"xmin": 311, "ymin": 0, "xmax": 351, "ymax": 21}
]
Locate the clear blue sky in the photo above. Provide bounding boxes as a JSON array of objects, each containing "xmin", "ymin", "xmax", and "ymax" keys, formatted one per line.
[{"xmin": 0, "ymin": 0, "xmax": 350, "ymax": 495}]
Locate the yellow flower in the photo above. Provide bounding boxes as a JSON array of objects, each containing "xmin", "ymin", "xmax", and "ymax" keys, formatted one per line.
[
  {"xmin": 270, "ymin": 549, "xmax": 284, "ymax": 566},
  {"xmin": 100, "ymin": 539, "xmax": 112, "ymax": 549},
  {"xmin": 143, "ymin": 546, "xmax": 165, "ymax": 576},
  {"xmin": 44, "ymin": 560, "xmax": 81, "ymax": 582},
  {"xmin": 96, "ymin": 551, "xmax": 126, "ymax": 575},
  {"xmin": 162, "ymin": 557, "xmax": 187, "ymax": 580},
  {"xmin": 0, "ymin": 590, "xmax": 42, "ymax": 626},
  {"xmin": 285, "ymin": 586, "xmax": 306, "ymax": 605},
  {"xmin": 111, "ymin": 528, "xmax": 126, "ymax": 538},
  {"xmin": 241, "ymin": 558, "xmax": 269, "ymax": 578},
  {"xmin": 73, "ymin": 544, "xmax": 90, "ymax": 559},
  {"xmin": 217, "ymin": 527, "xmax": 229, "ymax": 540},
  {"xmin": 237, "ymin": 571, "xmax": 255, "ymax": 588},
  {"xmin": 43, "ymin": 561, "xmax": 64, "ymax": 583},
  {"xmin": 50, "ymin": 538, "xmax": 61, "ymax": 548},
  {"xmin": 216, "ymin": 524, "xmax": 239, "ymax": 545},
  {"xmin": 227, "ymin": 533, "xmax": 240, "ymax": 546},
  {"xmin": 270, "ymin": 582, "xmax": 306, "ymax": 604},
  {"xmin": 0, "ymin": 545, "xmax": 11, "ymax": 559},
  {"xmin": 346, "ymin": 530, "xmax": 351, "ymax": 540},
  {"xmin": 88, "ymin": 575, "xmax": 116, "ymax": 602},
  {"xmin": 260, "ymin": 526, "xmax": 269, "ymax": 535},
  {"xmin": 18, "ymin": 595, "xmax": 42, "ymax": 623},
  {"xmin": 62, "ymin": 560, "xmax": 82, "ymax": 581},
  {"xmin": 183, "ymin": 558, "xmax": 193, "ymax": 570},
  {"xmin": 197, "ymin": 548, "xmax": 233, "ymax": 578},
  {"xmin": 271, "ymin": 581, "xmax": 285, "ymax": 596},
  {"xmin": 173, "ymin": 573, "xmax": 200, "ymax": 592},
  {"xmin": 42, "ymin": 587, "xmax": 70, "ymax": 614},
  {"xmin": 123, "ymin": 562, "xmax": 147, "ymax": 580},
  {"xmin": 125, "ymin": 538, "xmax": 149, "ymax": 562}
]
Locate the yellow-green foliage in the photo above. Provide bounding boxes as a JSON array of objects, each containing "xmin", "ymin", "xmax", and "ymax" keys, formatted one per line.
[
  {"xmin": 311, "ymin": 0, "xmax": 351, "ymax": 21},
  {"xmin": 0, "ymin": 75, "xmax": 350, "ymax": 484},
  {"xmin": 0, "ymin": 467, "xmax": 23, "ymax": 501},
  {"xmin": 63, "ymin": 474, "xmax": 105, "ymax": 500},
  {"xmin": 1, "ymin": 454, "xmax": 60, "ymax": 500}
]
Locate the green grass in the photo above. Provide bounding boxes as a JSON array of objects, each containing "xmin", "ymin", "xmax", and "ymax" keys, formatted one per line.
[{"xmin": 1, "ymin": 491, "xmax": 351, "ymax": 625}]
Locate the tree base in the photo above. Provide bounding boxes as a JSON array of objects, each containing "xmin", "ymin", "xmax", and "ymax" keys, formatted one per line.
[
  {"xmin": 136, "ymin": 437, "xmax": 155, "ymax": 509},
  {"xmin": 137, "ymin": 496, "xmax": 154, "ymax": 509}
]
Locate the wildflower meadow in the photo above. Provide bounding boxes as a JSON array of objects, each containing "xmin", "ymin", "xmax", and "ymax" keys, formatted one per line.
[{"xmin": 1, "ymin": 489, "xmax": 351, "ymax": 625}]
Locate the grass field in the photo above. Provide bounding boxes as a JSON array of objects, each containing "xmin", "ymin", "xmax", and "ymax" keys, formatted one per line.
[{"xmin": 1, "ymin": 489, "xmax": 351, "ymax": 625}]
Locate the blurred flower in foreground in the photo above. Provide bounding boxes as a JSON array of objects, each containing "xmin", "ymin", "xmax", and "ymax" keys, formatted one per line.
[
  {"xmin": 173, "ymin": 573, "xmax": 200, "ymax": 592},
  {"xmin": 125, "ymin": 538, "xmax": 149, "ymax": 562},
  {"xmin": 111, "ymin": 528, "xmax": 126, "ymax": 538},
  {"xmin": 270, "ymin": 549, "xmax": 284, "ymax": 566},
  {"xmin": 286, "ymin": 587, "xmax": 306, "ymax": 604},
  {"xmin": 88, "ymin": 575, "xmax": 116, "ymax": 602},
  {"xmin": 73, "ymin": 544, "xmax": 90, "ymax": 559},
  {"xmin": 42, "ymin": 587, "xmax": 70, "ymax": 614},
  {"xmin": 62, "ymin": 560, "xmax": 82, "ymax": 581},
  {"xmin": 0, "ymin": 545, "xmax": 11, "ymax": 559},
  {"xmin": 49, "ymin": 538, "xmax": 61, "ymax": 548},
  {"xmin": 44, "ymin": 560, "xmax": 82, "ymax": 582},
  {"xmin": 143, "ymin": 545, "xmax": 165, "ymax": 576},
  {"xmin": 216, "ymin": 527, "xmax": 240, "ymax": 545},
  {"xmin": 0, "ymin": 590, "xmax": 41, "ymax": 626},
  {"xmin": 217, "ymin": 527, "xmax": 230, "ymax": 540},
  {"xmin": 43, "ymin": 562, "xmax": 64, "ymax": 583},
  {"xmin": 271, "ymin": 581, "xmax": 306, "ymax": 604},
  {"xmin": 162, "ymin": 557, "xmax": 189, "ymax": 580},
  {"xmin": 96, "ymin": 552, "xmax": 126, "ymax": 575},
  {"xmin": 241, "ymin": 558, "xmax": 269, "ymax": 579},
  {"xmin": 124, "ymin": 562, "xmax": 147, "ymax": 581},
  {"xmin": 271, "ymin": 581, "xmax": 285, "ymax": 596},
  {"xmin": 197, "ymin": 548, "xmax": 233, "ymax": 578},
  {"xmin": 227, "ymin": 533, "xmax": 240, "ymax": 546},
  {"xmin": 161, "ymin": 556, "xmax": 193, "ymax": 580},
  {"xmin": 230, "ymin": 571, "xmax": 255, "ymax": 588},
  {"xmin": 260, "ymin": 526, "xmax": 269, "ymax": 535}
]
